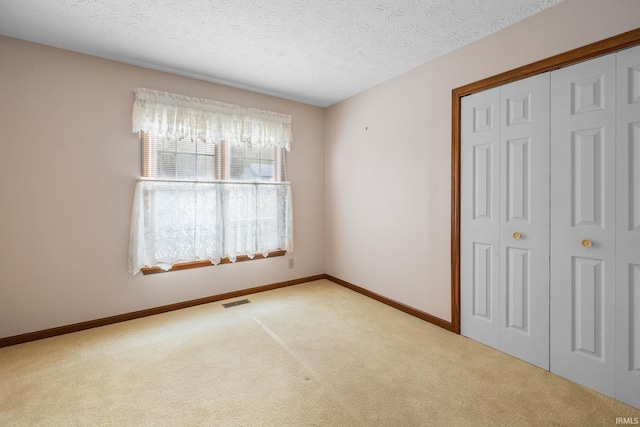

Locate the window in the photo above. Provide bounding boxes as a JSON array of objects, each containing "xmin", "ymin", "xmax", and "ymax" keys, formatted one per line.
[
  {"xmin": 230, "ymin": 143, "xmax": 282, "ymax": 182},
  {"xmin": 143, "ymin": 131, "xmax": 218, "ymax": 180},
  {"xmin": 142, "ymin": 132, "xmax": 286, "ymax": 182},
  {"xmin": 128, "ymin": 88, "xmax": 293, "ymax": 275}
]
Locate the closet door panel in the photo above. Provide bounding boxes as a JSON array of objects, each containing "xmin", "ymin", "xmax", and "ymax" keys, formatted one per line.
[
  {"xmin": 615, "ymin": 44, "xmax": 640, "ymax": 409},
  {"xmin": 499, "ymin": 73, "xmax": 550, "ymax": 370},
  {"xmin": 461, "ymin": 88, "xmax": 501, "ymax": 348},
  {"xmin": 550, "ymin": 53, "xmax": 616, "ymax": 397}
]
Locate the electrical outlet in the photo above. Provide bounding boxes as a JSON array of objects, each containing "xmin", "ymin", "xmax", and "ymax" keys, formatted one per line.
[{"xmin": 288, "ymin": 258, "xmax": 294, "ymax": 269}]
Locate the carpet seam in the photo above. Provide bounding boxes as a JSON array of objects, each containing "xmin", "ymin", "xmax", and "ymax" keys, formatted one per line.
[{"xmin": 251, "ymin": 315, "xmax": 367, "ymax": 426}]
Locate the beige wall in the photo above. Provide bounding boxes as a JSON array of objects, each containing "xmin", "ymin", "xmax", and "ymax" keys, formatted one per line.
[
  {"xmin": 0, "ymin": 37, "xmax": 325, "ymax": 339},
  {"xmin": 325, "ymin": 0, "xmax": 640, "ymax": 322}
]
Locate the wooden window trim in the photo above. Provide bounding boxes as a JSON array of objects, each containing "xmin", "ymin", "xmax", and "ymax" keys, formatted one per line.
[
  {"xmin": 216, "ymin": 140, "xmax": 226, "ymax": 180},
  {"xmin": 450, "ymin": 28, "xmax": 640, "ymax": 335},
  {"xmin": 141, "ymin": 250, "xmax": 287, "ymax": 275},
  {"xmin": 141, "ymin": 131, "xmax": 154, "ymax": 177}
]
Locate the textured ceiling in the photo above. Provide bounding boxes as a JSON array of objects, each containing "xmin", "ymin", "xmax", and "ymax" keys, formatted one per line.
[{"xmin": 0, "ymin": 0, "xmax": 564, "ymax": 107}]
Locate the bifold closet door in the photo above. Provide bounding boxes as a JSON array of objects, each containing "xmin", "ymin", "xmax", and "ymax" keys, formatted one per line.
[
  {"xmin": 615, "ymin": 44, "xmax": 640, "ymax": 409},
  {"xmin": 550, "ymin": 53, "xmax": 617, "ymax": 397},
  {"xmin": 498, "ymin": 74, "xmax": 550, "ymax": 370},
  {"xmin": 461, "ymin": 74, "xmax": 550, "ymax": 370},
  {"xmin": 461, "ymin": 87, "xmax": 501, "ymax": 349}
]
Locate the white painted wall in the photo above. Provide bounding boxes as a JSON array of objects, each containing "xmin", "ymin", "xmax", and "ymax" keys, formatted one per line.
[
  {"xmin": 325, "ymin": 0, "xmax": 640, "ymax": 322},
  {"xmin": 0, "ymin": 37, "xmax": 325, "ymax": 338}
]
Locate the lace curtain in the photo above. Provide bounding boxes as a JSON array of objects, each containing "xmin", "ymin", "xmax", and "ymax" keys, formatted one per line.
[
  {"xmin": 129, "ymin": 180, "xmax": 293, "ymax": 274},
  {"xmin": 128, "ymin": 89, "xmax": 294, "ymax": 274},
  {"xmin": 132, "ymin": 88, "xmax": 292, "ymax": 150}
]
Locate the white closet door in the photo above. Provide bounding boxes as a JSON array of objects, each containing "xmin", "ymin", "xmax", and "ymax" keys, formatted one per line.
[
  {"xmin": 462, "ymin": 75, "xmax": 550, "ymax": 368},
  {"xmin": 499, "ymin": 73, "xmax": 550, "ymax": 370},
  {"xmin": 615, "ymin": 44, "xmax": 640, "ymax": 409},
  {"xmin": 461, "ymin": 87, "xmax": 501, "ymax": 348},
  {"xmin": 550, "ymin": 53, "xmax": 617, "ymax": 397}
]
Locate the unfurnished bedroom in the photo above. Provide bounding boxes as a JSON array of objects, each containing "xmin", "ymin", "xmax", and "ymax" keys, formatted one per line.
[{"xmin": 1, "ymin": 0, "xmax": 639, "ymax": 425}]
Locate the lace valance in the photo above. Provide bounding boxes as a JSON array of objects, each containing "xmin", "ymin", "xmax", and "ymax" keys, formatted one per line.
[{"xmin": 132, "ymin": 88, "xmax": 292, "ymax": 150}]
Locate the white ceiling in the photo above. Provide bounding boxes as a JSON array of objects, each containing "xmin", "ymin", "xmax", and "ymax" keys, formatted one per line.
[{"xmin": 0, "ymin": 0, "xmax": 564, "ymax": 107}]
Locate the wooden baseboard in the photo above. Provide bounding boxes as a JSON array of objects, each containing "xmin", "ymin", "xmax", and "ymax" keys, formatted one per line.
[
  {"xmin": 0, "ymin": 274, "xmax": 325, "ymax": 348},
  {"xmin": 324, "ymin": 274, "xmax": 454, "ymax": 332},
  {"xmin": 0, "ymin": 273, "xmax": 453, "ymax": 348}
]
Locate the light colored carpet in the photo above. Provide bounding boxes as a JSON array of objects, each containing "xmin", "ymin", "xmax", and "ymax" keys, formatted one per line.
[{"xmin": 0, "ymin": 279, "xmax": 638, "ymax": 426}]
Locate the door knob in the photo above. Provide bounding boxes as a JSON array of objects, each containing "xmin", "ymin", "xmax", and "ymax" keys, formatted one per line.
[
  {"xmin": 581, "ymin": 239, "xmax": 592, "ymax": 248},
  {"xmin": 513, "ymin": 232, "xmax": 521, "ymax": 239}
]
